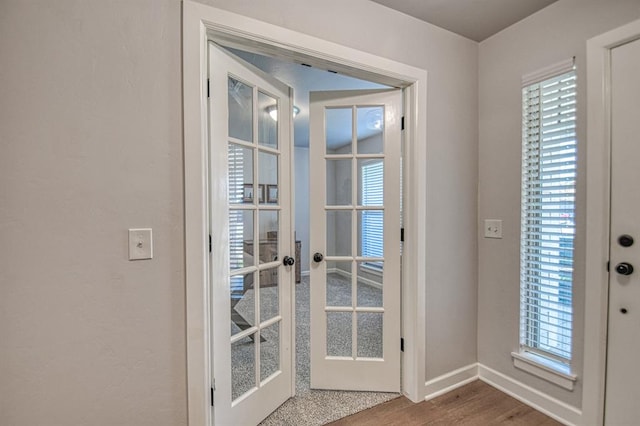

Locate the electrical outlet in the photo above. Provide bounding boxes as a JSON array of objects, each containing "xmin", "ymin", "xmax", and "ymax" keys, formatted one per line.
[
  {"xmin": 484, "ymin": 219, "xmax": 502, "ymax": 239},
  {"xmin": 129, "ymin": 228, "xmax": 153, "ymax": 260}
]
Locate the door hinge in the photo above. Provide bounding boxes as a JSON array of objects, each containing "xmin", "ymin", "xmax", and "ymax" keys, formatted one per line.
[
  {"xmin": 401, "ymin": 338, "xmax": 404, "ymax": 352},
  {"xmin": 211, "ymin": 387, "xmax": 214, "ymax": 406},
  {"xmin": 209, "ymin": 234, "xmax": 212, "ymax": 253},
  {"xmin": 607, "ymin": 261, "xmax": 610, "ymax": 272},
  {"xmin": 400, "ymin": 228, "xmax": 404, "ymax": 242},
  {"xmin": 207, "ymin": 78, "xmax": 210, "ymax": 98},
  {"xmin": 401, "ymin": 116, "xmax": 405, "ymax": 131}
]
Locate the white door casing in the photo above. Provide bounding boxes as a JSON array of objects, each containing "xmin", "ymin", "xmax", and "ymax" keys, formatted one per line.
[
  {"xmin": 604, "ymin": 37, "xmax": 640, "ymax": 425},
  {"xmin": 209, "ymin": 42, "xmax": 294, "ymax": 426},
  {"xmin": 309, "ymin": 89, "xmax": 402, "ymax": 392},
  {"xmin": 184, "ymin": 3, "xmax": 428, "ymax": 423}
]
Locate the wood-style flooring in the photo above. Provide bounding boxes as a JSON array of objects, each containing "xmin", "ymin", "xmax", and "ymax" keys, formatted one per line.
[{"xmin": 329, "ymin": 380, "xmax": 562, "ymax": 426}]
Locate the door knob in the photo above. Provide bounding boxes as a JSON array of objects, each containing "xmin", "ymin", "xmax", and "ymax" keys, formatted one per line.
[
  {"xmin": 313, "ymin": 252, "xmax": 324, "ymax": 263},
  {"xmin": 283, "ymin": 256, "xmax": 295, "ymax": 266},
  {"xmin": 619, "ymin": 234, "xmax": 634, "ymax": 247},
  {"xmin": 615, "ymin": 262, "xmax": 634, "ymax": 276}
]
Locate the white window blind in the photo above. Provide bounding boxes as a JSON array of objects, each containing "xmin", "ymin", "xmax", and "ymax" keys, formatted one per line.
[
  {"xmin": 361, "ymin": 161, "xmax": 383, "ymax": 264},
  {"xmin": 520, "ymin": 67, "xmax": 577, "ymax": 364}
]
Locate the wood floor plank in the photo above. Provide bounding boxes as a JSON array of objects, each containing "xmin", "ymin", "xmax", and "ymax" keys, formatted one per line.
[{"xmin": 329, "ymin": 381, "xmax": 562, "ymax": 426}]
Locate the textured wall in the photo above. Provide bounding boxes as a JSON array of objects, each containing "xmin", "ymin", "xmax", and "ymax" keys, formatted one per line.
[
  {"xmin": 0, "ymin": 1, "xmax": 186, "ymax": 425},
  {"xmin": 478, "ymin": 0, "xmax": 640, "ymax": 408}
]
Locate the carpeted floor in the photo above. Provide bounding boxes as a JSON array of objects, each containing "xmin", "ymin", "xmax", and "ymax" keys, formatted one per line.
[{"xmin": 233, "ymin": 273, "xmax": 399, "ymax": 425}]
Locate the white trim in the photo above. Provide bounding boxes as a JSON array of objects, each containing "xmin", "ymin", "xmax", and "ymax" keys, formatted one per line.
[
  {"xmin": 478, "ymin": 364, "xmax": 582, "ymax": 426},
  {"xmin": 511, "ymin": 352, "xmax": 577, "ymax": 391},
  {"xmin": 423, "ymin": 363, "xmax": 478, "ymax": 401},
  {"xmin": 521, "ymin": 57, "xmax": 575, "ymax": 87},
  {"xmin": 183, "ymin": 1, "xmax": 429, "ymax": 423},
  {"xmin": 584, "ymin": 19, "xmax": 640, "ymax": 426}
]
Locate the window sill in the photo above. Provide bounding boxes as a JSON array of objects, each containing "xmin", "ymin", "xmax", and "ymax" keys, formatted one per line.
[{"xmin": 511, "ymin": 352, "xmax": 577, "ymax": 391}]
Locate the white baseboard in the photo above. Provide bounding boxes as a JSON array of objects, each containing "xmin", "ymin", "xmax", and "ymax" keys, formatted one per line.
[
  {"xmin": 424, "ymin": 363, "xmax": 479, "ymax": 401},
  {"xmin": 328, "ymin": 267, "xmax": 383, "ymax": 290},
  {"xmin": 478, "ymin": 364, "xmax": 582, "ymax": 426}
]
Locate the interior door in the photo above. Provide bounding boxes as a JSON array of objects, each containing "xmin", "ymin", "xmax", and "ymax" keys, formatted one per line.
[
  {"xmin": 605, "ymin": 37, "xmax": 640, "ymax": 425},
  {"xmin": 208, "ymin": 42, "xmax": 294, "ymax": 426},
  {"xmin": 309, "ymin": 89, "xmax": 402, "ymax": 392}
]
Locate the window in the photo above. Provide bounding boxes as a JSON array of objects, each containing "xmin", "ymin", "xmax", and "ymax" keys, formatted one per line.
[
  {"xmin": 520, "ymin": 64, "xmax": 577, "ymax": 367},
  {"xmin": 361, "ymin": 160, "xmax": 383, "ymax": 269}
]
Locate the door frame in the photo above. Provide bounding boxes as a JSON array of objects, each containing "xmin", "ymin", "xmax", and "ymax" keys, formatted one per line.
[
  {"xmin": 183, "ymin": 1, "xmax": 428, "ymax": 424},
  {"xmin": 584, "ymin": 18, "xmax": 640, "ymax": 426}
]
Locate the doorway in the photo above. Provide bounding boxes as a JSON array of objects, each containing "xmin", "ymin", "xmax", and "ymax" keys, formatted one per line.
[
  {"xmin": 214, "ymin": 46, "xmax": 403, "ymax": 424},
  {"xmin": 183, "ymin": 3, "xmax": 429, "ymax": 425}
]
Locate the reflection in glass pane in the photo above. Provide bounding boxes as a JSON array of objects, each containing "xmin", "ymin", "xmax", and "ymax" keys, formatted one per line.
[
  {"xmin": 358, "ymin": 210, "xmax": 384, "ymax": 258},
  {"xmin": 260, "ymin": 322, "xmax": 280, "ymax": 382},
  {"xmin": 358, "ymin": 159, "xmax": 384, "ymax": 206},
  {"xmin": 327, "ymin": 312, "xmax": 352, "ymax": 357},
  {"xmin": 260, "ymin": 267, "xmax": 279, "ymax": 322},
  {"xmin": 228, "ymin": 77, "xmax": 253, "ymax": 142},
  {"xmin": 326, "ymin": 261, "xmax": 352, "ymax": 307},
  {"xmin": 258, "ymin": 92, "xmax": 278, "ymax": 149},
  {"xmin": 228, "ymin": 143, "xmax": 254, "ymax": 204},
  {"xmin": 259, "ymin": 151, "xmax": 278, "ymax": 205},
  {"xmin": 326, "ymin": 159, "xmax": 352, "ymax": 206},
  {"xmin": 229, "ymin": 210, "xmax": 254, "ymax": 270},
  {"xmin": 231, "ymin": 335, "xmax": 256, "ymax": 401},
  {"xmin": 325, "ymin": 108, "xmax": 352, "ymax": 154},
  {"xmin": 230, "ymin": 272, "xmax": 255, "ymax": 336},
  {"xmin": 357, "ymin": 313, "xmax": 383, "ymax": 358},
  {"xmin": 357, "ymin": 261, "xmax": 383, "ymax": 308},
  {"xmin": 258, "ymin": 210, "xmax": 279, "ymax": 264},
  {"xmin": 326, "ymin": 211, "xmax": 352, "ymax": 257},
  {"xmin": 357, "ymin": 106, "xmax": 384, "ymax": 154}
]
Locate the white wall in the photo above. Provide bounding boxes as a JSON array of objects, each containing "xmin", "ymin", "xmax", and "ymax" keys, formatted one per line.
[
  {"xmin": 294, "ymin": 147, "xmax": 311, "ymax": 272},
  {"xmin": 0, "ymin": 1, "xmax": 187, "ymax": 425},
  {"xmin": 478, "ymin": 0, "xmax": 640, "ymax": 408},
  {"xmin": 1, "ymin": 1, "xmax": 478, "ymax": 424}
]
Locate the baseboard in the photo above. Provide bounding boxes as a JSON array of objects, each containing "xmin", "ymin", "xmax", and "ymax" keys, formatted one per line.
[
  {"xmin": 477, "ymin": 364, "xmax": 582, "ymax": 426},
  {"xmin": 424, "ymin": 363, "xmax": 479, "ymax": 401},
  {"xmin": 328, "ymin": 268, "xmax": 383, "ymax": 290}
]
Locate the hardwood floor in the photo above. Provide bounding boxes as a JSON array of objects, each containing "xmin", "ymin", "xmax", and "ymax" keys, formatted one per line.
[{"xmin": 329, "ymin": 380, "xmax": 562, "ymax": 426}]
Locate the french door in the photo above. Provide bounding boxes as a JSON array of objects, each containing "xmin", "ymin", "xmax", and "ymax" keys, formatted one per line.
[
  {"xmin": 309, "ymin": 89, "xmax": 402, "ymax": 392},
  {"xmin": 605, "ymin": 37, "xmax": 640, "ymax": 425},
  {"xmin": 208, "ymin": 42, "xmax": 294, "ymax": 425}
]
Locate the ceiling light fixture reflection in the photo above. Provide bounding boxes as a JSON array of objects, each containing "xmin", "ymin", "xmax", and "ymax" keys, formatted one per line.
[{"xmin": 267, "ymin": 105, "xmax": 300, "ymax": 121}]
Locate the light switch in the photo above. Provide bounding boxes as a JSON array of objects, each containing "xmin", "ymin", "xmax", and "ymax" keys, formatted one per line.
[
  {"xmin": 484, "ymin": 219, "xmax": 503, "ymax": 239},
  {"xmin": 129, "ymin": 228, "xmax": 153, "ymax": 260}
]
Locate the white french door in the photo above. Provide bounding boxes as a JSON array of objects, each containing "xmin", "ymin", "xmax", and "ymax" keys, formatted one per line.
[
  {"xmin": 208, "ymin": 42, "xmax": 294, "ymax": 425},
  {"xmin": 309, "ymin": 89, "xmax": 402, "ymax": 392},
  {"xmin": 605, "ymin": 37, "xmax": 640, "ymax": 425}
]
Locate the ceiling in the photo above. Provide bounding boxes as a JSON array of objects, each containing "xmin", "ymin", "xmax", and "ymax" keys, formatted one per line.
[
  {"xmin": 229, "ymin": 48, "xmax": 388, "ymax": 148},
  {"xmin": 370, "ymin": 0, "xmax": 558, "ymax": 41}
]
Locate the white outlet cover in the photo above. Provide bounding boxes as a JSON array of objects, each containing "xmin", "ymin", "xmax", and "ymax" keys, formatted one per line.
[
  {"xmin": 129, "ymin": 228, "xmax": 153, "ymax": 260},
  {"xmin": 484, "ymin": 219, "xmax": 503, "ymax": 239}
]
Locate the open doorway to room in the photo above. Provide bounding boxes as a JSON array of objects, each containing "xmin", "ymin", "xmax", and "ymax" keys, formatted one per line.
[{"xmin": 221, "ymin": 46, "xmax": 403, "ymax": 425}]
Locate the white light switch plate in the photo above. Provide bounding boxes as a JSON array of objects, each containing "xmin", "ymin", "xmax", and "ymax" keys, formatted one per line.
[
  {"xmin": 484, "ymin": 219, "xmax": 503, "ymax": 239},
  {"xmin": 129, "ymin": 228, "xmax": 153, "ymax": 260}
]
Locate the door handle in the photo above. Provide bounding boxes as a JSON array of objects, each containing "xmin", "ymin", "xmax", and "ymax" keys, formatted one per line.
[
  {"xmin": 615, "ymin": 262, "xmax": 634, "ymax": 276},
  {"xmin": 313, "ymin": 252, "xmax": 324, "ymax": 263},
  {"xmin": 283, "ymin": 256, "xmax": 295, "ymax": 266}
]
